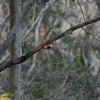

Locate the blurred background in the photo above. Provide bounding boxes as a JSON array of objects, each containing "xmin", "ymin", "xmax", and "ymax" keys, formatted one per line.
[{"xmin": 0, "ymin": 0, "xmax": 100, "ymax": 100}]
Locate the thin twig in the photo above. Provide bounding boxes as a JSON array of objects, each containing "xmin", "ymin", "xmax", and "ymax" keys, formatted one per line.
[
  {"xmin": 0, "ymin": 13, "xmax": 10, "ymax": 27},
  {"xmin": 77, "ymin": 0, "xmax": 85, "ymax": 21},
  {"xmin": 82, "ymin": 28, "xmax": 100, "ymax": 41}
]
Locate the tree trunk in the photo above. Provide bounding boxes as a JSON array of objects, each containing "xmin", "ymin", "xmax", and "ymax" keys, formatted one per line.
[{"xmin": 9, "ymin": 0, "xmax": 22, "ymax": 100}]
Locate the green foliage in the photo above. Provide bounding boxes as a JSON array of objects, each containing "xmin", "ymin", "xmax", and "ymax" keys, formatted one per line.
[
  {"xmin": 0, "ymin": 92, "xmax": 13, "ymax": 100},
  {"xmin": 31, "ymin": 83, "xmax": 45, "ymax": 98}
]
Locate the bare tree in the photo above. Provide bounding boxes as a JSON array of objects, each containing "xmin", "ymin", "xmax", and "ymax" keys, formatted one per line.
[{"xmin": 8, "ymin": 0, "xmax": 22, "ymax": 100}]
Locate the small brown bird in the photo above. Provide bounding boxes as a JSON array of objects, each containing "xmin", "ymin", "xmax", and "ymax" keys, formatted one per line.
[{"xmin": 43, "ymin": 44, "xmax": 53, "ymax": 49}]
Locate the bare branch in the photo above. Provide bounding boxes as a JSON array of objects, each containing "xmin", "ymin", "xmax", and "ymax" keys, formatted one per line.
[
  {"xmin": 0, "ymin": 16, "xmax": 100, "ymax": 72},
  {"xmin": 27, "ymin": 11, "xmax": 44, "ymax": 74},
  {"xmin": 22, "ymin": 0, "xmax": 57, "ymax": 41},
  {"xmin": 0, "ymin": 13, "xmax": 10, "ymax": 27},
  {"xmin": 82, "ymin": 28, "xmax": 100, "ymax": 41},
  {"xmin": 0, "ymin": 0, "xmax": 38, "ymax": 56},
  {"xmin": 77, "ymin": 0, "xmax": 85, "ymax": 21},
  {"xmin": 27, "ymin": 0, "xmax": 57, "ymax": 74}
]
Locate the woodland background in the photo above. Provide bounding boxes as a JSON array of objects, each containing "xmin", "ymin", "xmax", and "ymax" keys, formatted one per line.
[{"xmin": 0, "ymin": 0, "xmax": 100, "ymax": 100}]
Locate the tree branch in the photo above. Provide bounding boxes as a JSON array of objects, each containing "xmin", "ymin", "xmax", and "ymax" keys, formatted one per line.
[
  {"xmin": 0, "ymin": 0, "xmax": 38, "ymax": 56},
  {"xmin": 0, "ymin": 16, "xmax": 100, "ymax": 72},
  {"xmin": 0, "ymin": 13, "xmax": 10, "ymax": 27}
]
